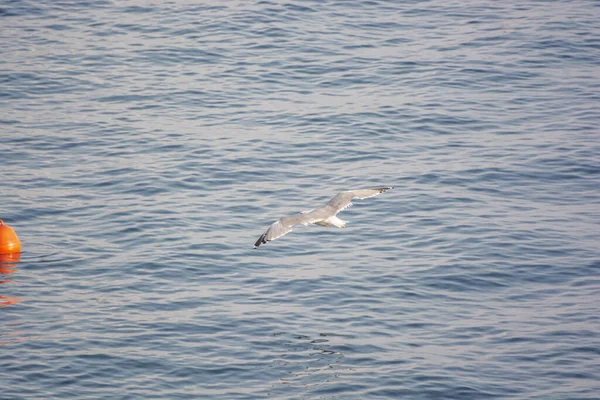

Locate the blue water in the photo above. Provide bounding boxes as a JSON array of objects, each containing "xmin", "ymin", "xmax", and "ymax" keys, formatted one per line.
[{"xmin": 2, "ymin": 1, "xmax": 599, "ymax": 398}]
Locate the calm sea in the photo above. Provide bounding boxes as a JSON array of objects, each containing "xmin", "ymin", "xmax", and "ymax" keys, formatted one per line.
[{"xmin": 1, "ymin": 1, "xmax": 599, "ymax": 399}]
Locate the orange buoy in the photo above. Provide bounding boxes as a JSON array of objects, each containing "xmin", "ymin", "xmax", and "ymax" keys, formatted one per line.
[{"xmin": 0, "ymin": 220, "xmax": 21, "ymax": 255}]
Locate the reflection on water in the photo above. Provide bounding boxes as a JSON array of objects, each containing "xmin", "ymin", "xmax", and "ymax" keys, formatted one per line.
[
  {"xmin": 0, "ymin": 252, "xmax": 21, "ymax": 307},
  {"xmin": 270, "ymin": 332, "xmax": 345, "ymax": 395},
  {"xmin": 1, "ymin": 253, "xmax": 25, "ymax": 346}
]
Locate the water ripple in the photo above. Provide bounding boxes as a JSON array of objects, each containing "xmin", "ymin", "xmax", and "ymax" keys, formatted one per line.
[{"xmin": 2, "ymin": 0, "xmax": 599, "ymax": 399}]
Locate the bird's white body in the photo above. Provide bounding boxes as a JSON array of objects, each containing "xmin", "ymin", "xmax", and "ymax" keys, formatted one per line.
[{"xmin": 314, "ymin": 215, "xmax": 346, "ymax": 228}]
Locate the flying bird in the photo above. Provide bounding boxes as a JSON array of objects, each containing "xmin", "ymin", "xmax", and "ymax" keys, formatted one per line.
[{"xmin": 254, "ymin": 187, "xmax": 393, "ymax": 248}]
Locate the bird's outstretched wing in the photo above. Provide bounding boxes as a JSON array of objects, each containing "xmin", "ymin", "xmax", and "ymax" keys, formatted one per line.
[
  {"xmin": 326, "ymin": 187, "xmax": 393, "ymax": 214},
  {"xmin": 254, "ymin": 211, "xmax": 329, "ymax": 248}
]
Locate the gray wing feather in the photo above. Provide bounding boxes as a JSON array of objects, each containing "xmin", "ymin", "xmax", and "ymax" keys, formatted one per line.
[
  {"xmin": 254, "ymin": 210, "xmax": 333, "ymax": 248},
  {"xmin": 327, "ymin": 187, "xmax": 393, "ymax": 213}
]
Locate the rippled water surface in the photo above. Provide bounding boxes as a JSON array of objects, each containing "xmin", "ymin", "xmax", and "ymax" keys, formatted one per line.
[{"xmin": 2, "ymin": 1, "xmax": 599, "ymax": 399}]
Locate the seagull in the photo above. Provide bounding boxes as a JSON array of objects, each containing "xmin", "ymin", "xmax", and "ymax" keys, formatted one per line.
[{"xmin": 254, "ymin": 187, "xmax": 393, "ymax": 248}]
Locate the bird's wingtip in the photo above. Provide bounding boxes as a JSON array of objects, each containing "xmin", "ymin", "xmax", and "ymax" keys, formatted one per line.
[{"xmin": 254, "ymin": 234, "xmax": 266, "ymax": 248}]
